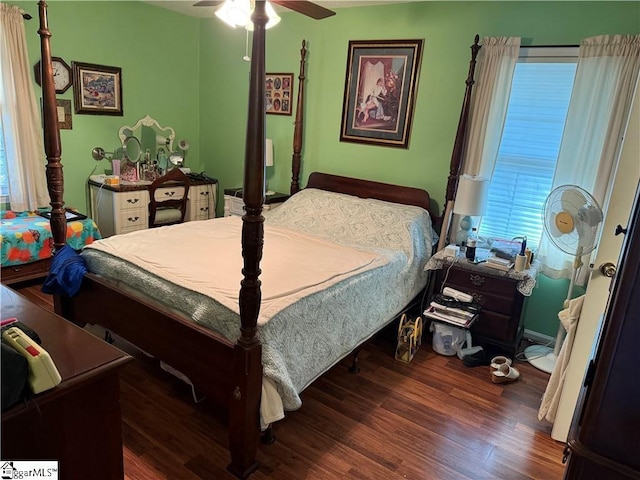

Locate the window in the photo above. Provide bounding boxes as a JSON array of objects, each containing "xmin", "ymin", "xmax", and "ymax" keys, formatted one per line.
[{"xmin": 480, "ymin": 47, "xmax": 578, "ymax": 249}]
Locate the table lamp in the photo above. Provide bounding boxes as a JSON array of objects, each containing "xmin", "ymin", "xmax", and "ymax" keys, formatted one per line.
[
  {"xmin": 452, "ymin": 175, "xmax": 489, "ymax": 246},
  {"xmin": 265, "ymin": 138, "xmax": 274, "ymax": 196}
]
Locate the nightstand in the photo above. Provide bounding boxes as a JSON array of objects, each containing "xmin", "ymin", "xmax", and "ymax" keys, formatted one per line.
[
  {"xmin": 425, "ymin": 251, "xmax": 539, "ymax": 356},
  {"xmin": 223, "ymin": 188, "xmax": 290, "ymax": 216}
]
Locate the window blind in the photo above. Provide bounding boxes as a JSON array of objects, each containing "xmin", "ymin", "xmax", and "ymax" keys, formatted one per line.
[{"xmin": 480, "ymin": 55, "xmax": 577, "ymax": 249}]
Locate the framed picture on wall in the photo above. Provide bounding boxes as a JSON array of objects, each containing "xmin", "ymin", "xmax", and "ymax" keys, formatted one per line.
[
  {"xmin": 340, "ymin": 39, "xmax": 424, "ymax": 148},
  {"xmin": 56, "ymin": 99, "xmax": 72, "ymax": 129},
  {"xmin": 72, "ymin": 61, "xmax": 123, "ymax": 116},
  {"xmin": 266, "ymin": 73, "xmax": 293, "ymax": 115}
]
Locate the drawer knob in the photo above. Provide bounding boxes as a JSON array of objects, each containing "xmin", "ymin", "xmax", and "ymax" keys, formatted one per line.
[
  {"xmin": 200, "ymin": 207, "xmax": 209, "ymax": 212},
  {"xmin": 471, "ymin": 293, "xmax": 484, "ymax": 304},
  {"xmin": 127, "ymin": 216, "xmax": 140, "ymax": 222},
  {"xmin": 164, "ymin": 191, "xmax": 176, "ymax": 197},
  {"xmin": 200, "ymin": 191, "xmax": 209, "ymax": 197},
  {"xmin": 127, "ymin": 198, "xmax": 139, "ymax": 204},
  {"xmin": 469, "ymin": 274, "xmax": 485, "ymax": 287}
]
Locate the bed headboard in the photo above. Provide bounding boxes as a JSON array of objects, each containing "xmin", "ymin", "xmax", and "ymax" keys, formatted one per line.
[{"xmin": 307, "ymin": 171, "xmax": 432, "ymax": 216}]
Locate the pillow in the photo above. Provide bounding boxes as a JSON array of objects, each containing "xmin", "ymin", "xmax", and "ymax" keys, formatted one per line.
[{"xmin": 265, "ymin": 188, "xmax": 434, "ymax": 262}]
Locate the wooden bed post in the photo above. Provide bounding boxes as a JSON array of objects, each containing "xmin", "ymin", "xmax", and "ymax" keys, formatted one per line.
[
  {"xmin": 290, "ymin": 40, "xmax": 307, "ymax": 195},
  {"xmin": 229, "ymin": 1, "xmax": 266, "ymax": 478},
  {"xmin": 37, "ymin": 0, "xmax": 66, "ymax": 251},
  {"xmin": 436, "ymin": 34, "xmax": 481, "ymax": 251}
]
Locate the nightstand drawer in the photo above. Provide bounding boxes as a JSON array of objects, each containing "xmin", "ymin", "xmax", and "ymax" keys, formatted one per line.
[
  {"xmin": 471, "ymin": 310, "xmax": 519, "ymax": 343},
  {"xmin": 446, "ymin": 268, "xmax": 519, "ymax": 297}
]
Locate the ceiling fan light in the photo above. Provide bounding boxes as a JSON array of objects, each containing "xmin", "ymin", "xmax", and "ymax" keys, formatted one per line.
[
  {"xmin": 245, "ymin": 1, "xmax": 281, "ymax": 31},
  {"xmin": 215, "ymin": 0, "xmax": 251, "ymax": 28}
]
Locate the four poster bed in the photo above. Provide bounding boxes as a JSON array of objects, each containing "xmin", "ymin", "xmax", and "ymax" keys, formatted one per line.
[{"xmin": 35, "ymin": 1, "xmax": 480, "ymax": 478}]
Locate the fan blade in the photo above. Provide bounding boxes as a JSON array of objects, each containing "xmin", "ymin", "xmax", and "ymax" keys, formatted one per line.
[
  {"xmin": 271, "ymin": 0, "xmax": 336, "ymax": 19},
  {"xmin": 193, "ymin": 1, "xmax": 224, "ymax": 6},
  {"xmin": 561, "ymin": 188, "xmax": 587, "ymax": 216},
  {"xmin": 577, "ymin": 224, "xmax": 597, "ymax": 248}
]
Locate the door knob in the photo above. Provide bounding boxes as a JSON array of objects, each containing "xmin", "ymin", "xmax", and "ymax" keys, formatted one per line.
[{"xmin": 599, "ymin": 262, "xmax": 617, "ymax": 278}]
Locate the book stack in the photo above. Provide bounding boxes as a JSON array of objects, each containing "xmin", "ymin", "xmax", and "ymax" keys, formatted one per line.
[
  {"xmin": 489, "ymin": 239, "xmax": 521, "ymax": 261},
  {"xmin": 484, "ymin": 256, "xmax": 514, "ymax": 271},
  {"xmin": 423, "ymin": 301, "xmax": 479, "ymax": 328}
]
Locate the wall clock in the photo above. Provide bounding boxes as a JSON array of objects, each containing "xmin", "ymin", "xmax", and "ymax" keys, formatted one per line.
[{"xmin": 34, "ymin": 57, "xmax": 72, "ymax": 94}]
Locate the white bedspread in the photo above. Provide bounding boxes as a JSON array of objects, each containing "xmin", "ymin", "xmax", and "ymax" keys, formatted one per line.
[{"xmin": 85, "ymin": 216, "xmax": 387, "ymax": 326}]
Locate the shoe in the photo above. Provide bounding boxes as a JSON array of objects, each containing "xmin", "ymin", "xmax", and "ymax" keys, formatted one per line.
[
  {"xmin": 490, "ymin": 356, "xmax": 512, "ymax": 371},
  {"xmin": 462, "ymin": 349, "xmax": 490, "ymax": 367},
  {"xmin": 491, "ymin": 363, "xmax": 520, "ymax": 384}
]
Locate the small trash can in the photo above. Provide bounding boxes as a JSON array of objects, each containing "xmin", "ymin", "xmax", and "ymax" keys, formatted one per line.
[{"xmin": 430, "ymin": 321, "xmax": 467, "ymax": 356}]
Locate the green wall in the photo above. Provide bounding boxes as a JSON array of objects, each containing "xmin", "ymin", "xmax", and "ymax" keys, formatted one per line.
[
  {"xmin": 198, "ymin": 1, "xmax": 637, "ymax": 337},
  {"xmin": 15, "ymin": 1, "xmax": 201, "ymax": 211},
  {"xmin": 12, "ymin": 1, "xmax": 639, "ymax": 337}
]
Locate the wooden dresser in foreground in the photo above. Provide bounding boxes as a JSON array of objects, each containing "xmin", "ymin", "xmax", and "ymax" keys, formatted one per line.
[{"xmin": 1, "ymin": 285, "xmax": 131, "ymax": 480}]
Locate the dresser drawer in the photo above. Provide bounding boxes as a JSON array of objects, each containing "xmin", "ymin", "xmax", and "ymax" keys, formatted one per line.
[
  {"xmin": 118, "ymin": 191, "xmax": 147, "ymax": 211},
  {"xmin": 154, "ymin": 186, "xmax": 186, "ymax": 202},
  {"xmin": 1, "ymin": 259, "xmax": 51, "ymax": 284},
  {"xmin": 118, "ymin": 209, "xmax": 146, "ymax": 231},
  {"xmin": 191, "ymin": 204, "xmax": 213, "ymax": 220}
]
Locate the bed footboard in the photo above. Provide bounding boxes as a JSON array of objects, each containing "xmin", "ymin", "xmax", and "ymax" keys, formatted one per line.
[{"xmin": 56, "ymin": 274, "xmax": 236, "ymax": 407}]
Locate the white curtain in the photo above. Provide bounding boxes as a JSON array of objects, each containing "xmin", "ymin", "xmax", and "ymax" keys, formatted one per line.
[
  {"xmin": 0, "ymin": 4, "xmax": 49, "ymax": 211},
  {"xmin": 447, "ymin": 37, "xmax": 520, "ymax": 240},
  {"xmin": 537, "ymin": 34, "xmax": 640, "ymax": 281},
  {"xmin": 462, "ymin": 37, "xmax": 521, "ymax": 177}
]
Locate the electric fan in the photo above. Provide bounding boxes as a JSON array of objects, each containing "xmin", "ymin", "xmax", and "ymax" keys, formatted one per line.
[{"xmin": 524, "ymin": 184, "xmax": 604, "ymax": 373}]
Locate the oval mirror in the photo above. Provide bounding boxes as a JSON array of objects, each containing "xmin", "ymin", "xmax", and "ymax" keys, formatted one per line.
[
  {"xmin": 123, "ymin": 136, "xmax": 142, "ymax": 163},
  {"xmin": 118, "ymin": 115, "xmax": 175, "ymax": 162}
]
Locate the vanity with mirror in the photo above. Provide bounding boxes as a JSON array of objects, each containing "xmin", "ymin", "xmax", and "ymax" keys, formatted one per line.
[{"xmin": 89, "ymin": 115, "xmax": 216, "ymax": 237}]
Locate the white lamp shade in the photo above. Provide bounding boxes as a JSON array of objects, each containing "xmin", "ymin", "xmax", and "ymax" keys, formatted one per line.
[
  {"xmin": 265, "ymin": 138, "xmax": 274, "ymax": 167},
  {"xmin": 216, "ymin": 0, "xmax": 281, "ymax": 30},
  {"xmin": 453, "ymin": 175, "xmax": 489, "ymax": 217}
]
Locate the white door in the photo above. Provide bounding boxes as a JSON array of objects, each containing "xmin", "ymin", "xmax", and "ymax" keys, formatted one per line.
[{"xmin": 551, "ymin": 84, "xmax": 640, "ymax": 441}]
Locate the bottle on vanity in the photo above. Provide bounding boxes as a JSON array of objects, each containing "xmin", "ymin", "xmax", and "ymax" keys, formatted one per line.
[{"xmin": 465, "ymin": 228, "xmax": 477, "ymax": 260}]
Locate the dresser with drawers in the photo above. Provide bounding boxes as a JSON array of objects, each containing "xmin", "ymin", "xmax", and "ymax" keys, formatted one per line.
[
  {"xmin": 89, "ymin": 178, "xmax": 217, "ymax": 237},
  {"xmin": 431, "ymin": 255, "xmax": 535, "ymax": 356}
]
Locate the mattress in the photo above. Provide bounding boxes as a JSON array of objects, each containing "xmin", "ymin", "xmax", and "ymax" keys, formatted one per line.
[{"xmin": 81, "ymin": 188, "xmax": 434, "ymax": 411}]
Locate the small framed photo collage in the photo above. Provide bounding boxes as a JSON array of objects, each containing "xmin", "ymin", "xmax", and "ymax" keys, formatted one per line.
[{"xmin": 265, "ymin": 73, "xmax": 293, "ymax": 115}]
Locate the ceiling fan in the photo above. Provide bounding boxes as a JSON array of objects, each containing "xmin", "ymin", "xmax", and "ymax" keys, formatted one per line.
[{"xmin": 192, "ymin": 0, "xmax": 336, "ymax": 20}]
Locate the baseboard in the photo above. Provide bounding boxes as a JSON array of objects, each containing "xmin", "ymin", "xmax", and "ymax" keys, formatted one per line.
[{"xmin": 523, "ymin": 329, "xmax": 556, "ymax": 347}]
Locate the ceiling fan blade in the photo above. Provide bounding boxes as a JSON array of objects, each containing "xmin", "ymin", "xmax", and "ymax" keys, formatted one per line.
[
  {"xmin": 271, "ymin": 0, "xmax": 336, "ymax": 19},
  {"xmin": 193, "ymin": 1, "xmax": 224, "ymax": 6}
]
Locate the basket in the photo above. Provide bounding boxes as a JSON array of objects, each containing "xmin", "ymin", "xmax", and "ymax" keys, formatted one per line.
[{"xmin": 395, "ymin": 314, "xmax": 423, "ymax": 363}]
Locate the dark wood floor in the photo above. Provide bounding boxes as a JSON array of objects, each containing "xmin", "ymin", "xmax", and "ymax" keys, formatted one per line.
[{"xmin": 15, "ymin": 282, "xmax": 567, "ymax": 480}]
